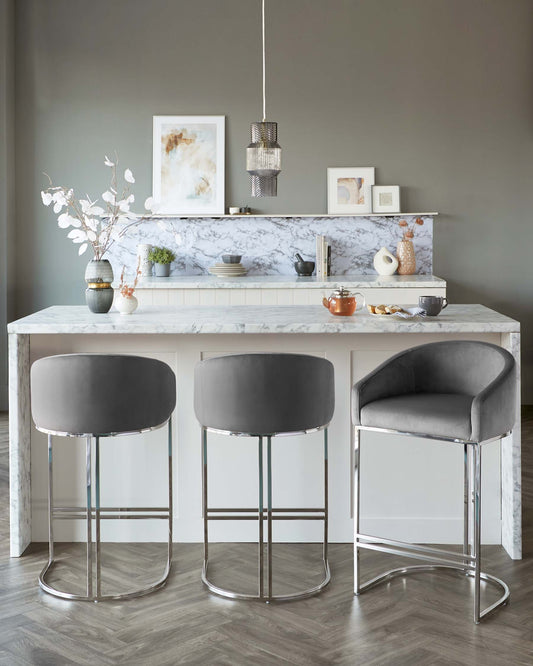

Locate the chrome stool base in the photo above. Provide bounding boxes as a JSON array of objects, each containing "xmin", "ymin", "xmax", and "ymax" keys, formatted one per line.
[
  {"xmin": 202, "ymin": 558, "xmax": 331, "ymax": 602},
  {"xmin": 39, "ymin": 420, "xmax": 173, "ymax": 602},
  {"xmin": 202, "ymin": 428, "xmax": 330, "ymax": 602},
  {"xmin": 355, "ymin": 562, "xmax": 509, "ymax": 622},
  {"xmin": 354, "ymin": 427, "xmax": 511, "ymax": 624},
  {"xmin": 39, "ymin": 558, "xmax": 171, "ymax": 603}
]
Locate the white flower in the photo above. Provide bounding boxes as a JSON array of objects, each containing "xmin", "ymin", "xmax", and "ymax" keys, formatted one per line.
[
  {"xmin": 84, "ymin": 217, "xmax": 99, "ymax": 232},
  {"xmin": 102, "ymin": 190, "xmax": 115, "ymax": 204},
  {"xmin": 57, "ymin": 213, "xmax": 78, "ymax": 229},
  {"xmin": 144, "ymin": 196, "xmax": 155, "ymax": 211},
  {"xmin": 104, "ymin": 156, "xmax": 114, "ymax": 167},
  {"xmin": 87, "ymin": 230, "xmax": 97, "ymax": 242},
  {"xmin": 124, "ymin": 168, "xmax": 135, "ymax": 183},
  {"xmin": 78, "ymin": 243, "xmax": 88, "ymax": 255},
  {"xmin": 67, "ymin": 229, "xmax": 87, "ymax": 243},
  {"xmin": 41, "ymin": 191, "xmax": 53, "ymax": 206},
  {"xmin": 118, "ymin": 194, "xmax": 134, "ymax": 212}
]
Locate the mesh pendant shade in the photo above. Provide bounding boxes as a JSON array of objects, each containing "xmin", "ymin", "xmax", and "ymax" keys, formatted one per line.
[{"xmin": 246, "ymin": 121, "xmax": 281, "ymax": 197}]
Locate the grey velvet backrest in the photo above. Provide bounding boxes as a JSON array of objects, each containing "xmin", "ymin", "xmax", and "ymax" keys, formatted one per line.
[
  {"xmin": 352, "ymin": 341, "xmax": 516, "ymax": 441},
  {"xmin": 194, "ymin": 353, "xmax": 335, "ymax": 435},
  {"xmin": 31, "ymin": 354, "xmax": 176, "ymax": 436}
]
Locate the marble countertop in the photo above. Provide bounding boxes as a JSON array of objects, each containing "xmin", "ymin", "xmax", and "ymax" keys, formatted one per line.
[
  {"xmin": 8, "ymin": 304, "xmax": 519, "ymax": 335},
  {"xmin": 127, "ymin": 274, "xmax": 447, "ymax": 290}
]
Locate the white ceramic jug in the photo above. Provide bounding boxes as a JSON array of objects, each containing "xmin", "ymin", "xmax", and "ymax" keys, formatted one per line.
[{"xmin": 373, "ymin": 247, "xmax": 399, "ymax": 276}]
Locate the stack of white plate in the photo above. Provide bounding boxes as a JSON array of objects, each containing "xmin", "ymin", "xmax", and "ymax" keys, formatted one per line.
[{"xmin": 208, "ymin": 262, "xmax": 247, "ymax": 277}]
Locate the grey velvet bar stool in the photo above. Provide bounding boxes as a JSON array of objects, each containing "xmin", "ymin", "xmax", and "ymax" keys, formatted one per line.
[
  {"xmin": 194, "ymin": 353, "xmax": 334, "ymax": 601},
  {"xmin": 30, "ymin": 354, "xmax": 176, "ymax": 602},
  {"xmin": 351, "ymin": 340, "xmax": 516, "ymax": 623}
]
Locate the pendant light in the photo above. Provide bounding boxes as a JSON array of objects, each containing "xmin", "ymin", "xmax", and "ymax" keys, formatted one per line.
[{"xmin": 246, "ymin": 0, "xmax": 281, "ymax": 197}]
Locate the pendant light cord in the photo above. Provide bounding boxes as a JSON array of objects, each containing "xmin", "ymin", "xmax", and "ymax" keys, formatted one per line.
[{"xmin": 262, "ymin": 0, "xmax": 266, "ymax": 122}]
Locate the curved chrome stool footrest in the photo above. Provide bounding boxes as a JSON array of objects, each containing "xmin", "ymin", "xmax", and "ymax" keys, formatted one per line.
[
  {"xmin": 39, "ymin": 559, "xmax": 171, "ymax": 602},
  {"xmin": 356, "ymin": 564, "xmax": 509, "ymax": 621},
  {"xmin": 202, "ymin": 558, "xmax": 330, "ymax": 602}
]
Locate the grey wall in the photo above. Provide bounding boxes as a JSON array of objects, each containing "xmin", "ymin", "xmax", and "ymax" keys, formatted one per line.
[
  {"xmin": 1, "ymin": 0, "xmax": 16, "ymax": 409},
  {"xmin": 10, "ymin": 0, "xmax": 533, "ymax": 400}
]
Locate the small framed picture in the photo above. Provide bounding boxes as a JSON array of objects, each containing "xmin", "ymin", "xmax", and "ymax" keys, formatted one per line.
[
  {"xmin": 372, "ymin": 185, "xmax": 401, "ymax": 214},
  {"xmin": 152, "ymin": 115, "xmax": 225, "ymax": 214},
  {"xmin": 327, "ymin": 167, "xmax": 375, "ymax": 214}
]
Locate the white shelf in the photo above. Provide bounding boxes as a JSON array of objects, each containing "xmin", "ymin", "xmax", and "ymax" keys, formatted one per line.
[{"xmin": 146, "ymin": 212, "xmax": 439, "ymax": 219}]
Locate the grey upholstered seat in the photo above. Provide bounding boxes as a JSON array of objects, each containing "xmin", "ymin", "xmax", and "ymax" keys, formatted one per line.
[
  {"xmin": 194, "ymin": 352, "xmax": 334, "ymax": 602},
  {"xmin": 351, "ymin": 340, "xmax": 517, "ymax": 624},
  {"xmin": 31, "ymin": 354, "xmax": 176, "ymax": 436},
  {"xmin": 195, "ymin": 353, "xmax": 334, "ymax": 435},
  {"xmin": 30, "ymin": 354, "xmax": 176, "ymax": 602},
  {"xmin": 352, "ymin": 340, "xmax": 516, "ymax": 442}
]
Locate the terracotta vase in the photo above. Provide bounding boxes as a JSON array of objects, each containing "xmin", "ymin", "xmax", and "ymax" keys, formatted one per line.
[{"xmin": 396, "ymin": 240, "xmax": 416, "ymax": 275}]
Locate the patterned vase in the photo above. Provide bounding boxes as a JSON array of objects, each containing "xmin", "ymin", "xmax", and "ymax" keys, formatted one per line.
[
  {"xmin": 85, "ymin": 259, "xmax": 114, "ymax": 313},
  {"xmin": 84, "ymin": 259, "xmax": 114, "ymax": 284},
  {"xmin": 396, "ymin": 240, "xmax": 416, "ymax": 275}
]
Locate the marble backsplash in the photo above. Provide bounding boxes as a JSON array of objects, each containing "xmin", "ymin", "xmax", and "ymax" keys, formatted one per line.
[{"xmin": 106, "ymin": 215, "xmax": 434, "ymax": 276}]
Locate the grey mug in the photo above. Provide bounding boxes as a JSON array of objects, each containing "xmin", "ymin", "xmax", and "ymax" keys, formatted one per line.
[{"xmin": 419, "ymin": 295, "xmax": 448, "ymax": 316}]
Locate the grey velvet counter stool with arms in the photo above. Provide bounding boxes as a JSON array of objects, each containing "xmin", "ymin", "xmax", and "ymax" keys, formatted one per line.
[
  {"xmin": 194, "ymin": 353, "xmax": 334, "ymax": 601},
  {"xmin": 351, "ymin": 340, "xmax": 516, "ymax": 623},
  {"xmin": 30, "ymin": 354, "xmax": 176, "ymax": 602}
]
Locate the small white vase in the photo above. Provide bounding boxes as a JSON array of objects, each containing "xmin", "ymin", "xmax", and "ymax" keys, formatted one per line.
[
  {"xmin": 114, "ymin": 293, "xmax": 138, "ymax": 315},
  {"xmin": 373, "ymin": 247, "xmax": 399, "ymax": 275}
]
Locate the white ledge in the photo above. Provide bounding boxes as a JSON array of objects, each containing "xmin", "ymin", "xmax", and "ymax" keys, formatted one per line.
[{"xmin": 128, "ymin": 274, "xmax": 447, "ymax": 290}]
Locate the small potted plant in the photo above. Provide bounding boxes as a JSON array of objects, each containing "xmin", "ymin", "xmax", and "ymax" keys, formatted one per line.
[{"xmin": 148, "ymin": 246, "xmax": 176, "ymax": 277}]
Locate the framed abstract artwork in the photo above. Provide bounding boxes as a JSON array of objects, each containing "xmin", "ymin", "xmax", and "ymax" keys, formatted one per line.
[
  {"xmin": 372, "ymin": 185, "xmax": 401, "ymax": 213},
  {"xmin": 152, "ymin": 115, "xmax": 225, "ymax": 214},
  {"xmin": 327, "ymin": 167, "xmax": 375, "ymax": 214}
]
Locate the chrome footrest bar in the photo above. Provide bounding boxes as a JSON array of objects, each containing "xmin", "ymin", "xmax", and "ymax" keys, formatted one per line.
[
  {"xmin": 357, "ymin": 533, "xmax": 476, "ymax": 563},
  {"xmin": 356, "ymin": 539, "xmax": 477, "ymax": 569}
]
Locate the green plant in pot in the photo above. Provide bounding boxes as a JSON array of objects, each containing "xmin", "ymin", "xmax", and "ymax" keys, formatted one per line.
[{"xmin": 148, "ymin": 246, "xmax": 176, "ymax": 277}]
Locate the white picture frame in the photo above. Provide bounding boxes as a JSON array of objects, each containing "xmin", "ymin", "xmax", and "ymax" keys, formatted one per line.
[
  {"xmin": 327, "ymin": 167, "xmax": 375, "ymax": 214},
  {"xmin": 152, "ymin": 115, "xmax": 225, "ymax": 215},
  {"xmin": 372, "ymin": 185, "xmax": 401, "ymax": 214}
]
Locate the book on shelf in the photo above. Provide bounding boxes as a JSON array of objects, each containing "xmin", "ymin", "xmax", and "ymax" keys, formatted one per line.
[{"xmin": 316, "ymin": 235, "xmax": 331, "ymax": 278}]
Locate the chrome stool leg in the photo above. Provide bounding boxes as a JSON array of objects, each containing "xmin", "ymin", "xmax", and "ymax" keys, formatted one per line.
[
  {"xmin": 202, "ymin": 427, "xmax": 331, "ymax": 602},
  {"xmin": 354, "ymin": 428, "xmax": 510, "ymax": 623},
  {"xmin": 258, "ymin": 436, "xmax": 264, "ymax": 599}
]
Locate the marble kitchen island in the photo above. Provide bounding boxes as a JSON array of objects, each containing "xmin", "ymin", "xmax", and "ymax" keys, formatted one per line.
[{"xmin": 8, "ymin": 304, "xmax": 521, "ymax": 560}]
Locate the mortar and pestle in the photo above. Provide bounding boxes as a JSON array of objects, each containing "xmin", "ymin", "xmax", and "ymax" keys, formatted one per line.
[{"xmin": 294, "ymin": 253, "xmax": 315, "ymax": 276}]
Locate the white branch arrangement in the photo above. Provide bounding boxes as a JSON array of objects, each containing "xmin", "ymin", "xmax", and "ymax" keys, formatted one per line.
[{"xmin": 41, "ymin": 154, "xmax": 155, "ymax": 260}]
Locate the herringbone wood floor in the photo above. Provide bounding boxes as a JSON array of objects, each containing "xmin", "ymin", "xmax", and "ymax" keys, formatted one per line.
[{"xmin": 1, "ymin": 412, "xmax": 533, "ymax": 665}]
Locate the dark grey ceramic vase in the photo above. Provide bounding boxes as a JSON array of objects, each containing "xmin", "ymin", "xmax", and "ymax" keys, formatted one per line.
[
  {"xmin": 85, "ymin": 259, "xmax": 115, "ymax": 313},
  {"xmin": 85, "ymin": 286, "xmax": 114, "ymax": 313}
]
